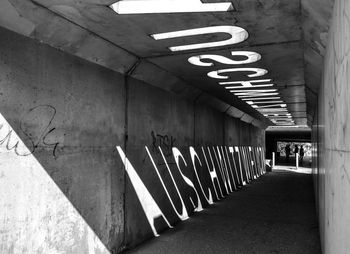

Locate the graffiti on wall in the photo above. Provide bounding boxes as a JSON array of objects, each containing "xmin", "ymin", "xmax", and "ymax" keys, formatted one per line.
[
  {"xmin": 277, "ymin": 141, "xmax": 312, "ymax": 157},
  {"xmin": 117, "ymin": 145, "xmax": 265, "ymax": 237},
  {"xmin": 151, "ymin": 130, "xmax": 176, "ymax": 157},
  {"xmin": 0, "ymin": 105, "xmax": 60, "ymax": 158}
]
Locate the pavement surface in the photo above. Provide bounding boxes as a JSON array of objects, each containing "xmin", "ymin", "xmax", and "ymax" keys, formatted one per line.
[{"xmin": 124, "ymin": 167, "xmax": 321, "ymax": 254}]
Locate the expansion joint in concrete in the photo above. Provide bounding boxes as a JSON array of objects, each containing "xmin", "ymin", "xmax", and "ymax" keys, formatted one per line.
[{"xmin": 126, "ymin": 59, "xmax": 142, "ymax": 77}]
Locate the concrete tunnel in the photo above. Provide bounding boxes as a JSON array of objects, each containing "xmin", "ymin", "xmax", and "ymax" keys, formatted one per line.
[{"xmin": 0, "ymin": 0, "xmax": 348, "ymax": 253}]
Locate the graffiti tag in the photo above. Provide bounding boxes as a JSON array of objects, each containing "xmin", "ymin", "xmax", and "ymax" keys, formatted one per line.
[{"xmin": 0, "ymin": 105, "xmax": 60, "ymax": 158}]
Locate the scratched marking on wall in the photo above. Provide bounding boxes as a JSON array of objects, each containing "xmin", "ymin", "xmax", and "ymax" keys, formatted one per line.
[
  {"xmin": 0, "ymin": 105, "xmax": 60, "ymax": 158},
  {"xmin": 151, "ymin": 130, "xmax": 176, "ymax": 157},
  {"xmin": 117, "ymin": 145, "xmax": 265, "ymax": 237}
]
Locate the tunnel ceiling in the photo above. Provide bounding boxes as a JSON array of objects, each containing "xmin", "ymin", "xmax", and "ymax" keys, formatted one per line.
[{"xmin": 0, "ymin": 0, "xmax": 334, "ymax": 128}]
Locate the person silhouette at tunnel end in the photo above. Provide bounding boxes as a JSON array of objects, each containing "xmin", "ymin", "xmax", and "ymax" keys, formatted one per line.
[
  {"xmin": 285, "ymin": 144, "xmax": 291, "ymax": 163},
  {"xmin": 294, "ymin": 145, "xmax": 299, "ymax": 157}
]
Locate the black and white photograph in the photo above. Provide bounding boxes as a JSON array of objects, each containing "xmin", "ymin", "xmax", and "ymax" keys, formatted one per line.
[{"xmin": 0, "ymin": 0, "xmax": 347, "ymax": 253}]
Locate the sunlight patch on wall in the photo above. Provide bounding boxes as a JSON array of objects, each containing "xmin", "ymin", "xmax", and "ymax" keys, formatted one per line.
[{"xmin": 0, "ymin": 113, "xmax": 110, "ymax": 254}]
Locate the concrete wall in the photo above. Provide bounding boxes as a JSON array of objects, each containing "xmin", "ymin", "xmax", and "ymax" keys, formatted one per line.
[
  {"xmin": 0, "ymin": 27, "xmax": 266, "ymax": 253},
  {"xmin": 312, "ymin": 0, "xmax": 350, "ymax": 253},
  {"xmin": 0, "ymin": 26, "xmax": 125, "ymax": 254}
]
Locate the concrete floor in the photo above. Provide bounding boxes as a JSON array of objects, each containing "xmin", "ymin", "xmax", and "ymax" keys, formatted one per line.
[{"xmin": 124, "ymin": 167, "xmax": 321, "ymax": 254}]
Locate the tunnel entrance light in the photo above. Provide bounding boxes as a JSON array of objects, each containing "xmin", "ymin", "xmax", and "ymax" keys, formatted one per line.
[
  {"xmin": 111, "ymin": 0, "xmax": 234, "ymax": 14},
  {"xmin": 208, "ymin": 68, "xmax": 268, "ymax": 79},
  {"xmin": 188, "ymin": 51, "xmax": 261, "ymax": 67},
  {"xmin": 151, "ymin": 26, "xmax": 248, "ymax": 52}
]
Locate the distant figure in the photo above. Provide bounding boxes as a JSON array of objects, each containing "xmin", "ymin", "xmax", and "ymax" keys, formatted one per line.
[
  {"xmin": 294, "ymin": 145, "xmax": 299, "ymax": 156},
  {"xmin": 299, "ymin": 145, "xmax": 305, "ymax": 166},
  {"xmin": 285, "ymin": 144, "xmax": 291, "ymax": 163}
]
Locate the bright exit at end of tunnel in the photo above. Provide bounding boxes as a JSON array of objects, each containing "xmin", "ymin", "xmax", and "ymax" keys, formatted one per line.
[{"xmin": 0, "ymin": 0, "xmax": 349, "ymax": 253}]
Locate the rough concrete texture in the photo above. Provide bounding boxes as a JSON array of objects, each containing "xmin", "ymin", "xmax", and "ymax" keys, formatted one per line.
[
  {"xmin": 302, "ymin": 0, "xmax": 334, "ymax": 124},
  {"xmin": 194, "ymin": 104, "xmax": 224, "ymax": 147},
  {"xmin": 124, "ymin": 74, "xmax": 266, "ymax": 250},
  {"xmin": 0, "ymin": 0, "xmax": 271, "ymax": 128},
  {"xmin": 0, "ymin": 27, "xmax": 266, "ymax": 253},
  {"xmin": 0, "ymin": 26, "xmax": 125, "ymax": 253},
  {"xmin": 124, "ymin": 168, "xmax": 320, "ymax": 254},
  {"xmin": 125, "ymin": 78, "xmax": 195, "ymax": 248},
  {"xmin": 19, "ymin": 0, "xmax": 333, "ymax": 126},
  {"xmin": 0, "ymin": 0, "xmax": 318, "ymax": 126},
  {"xmin": 312, "ymin": 0, "xmax": 350, "ymax": 253}
]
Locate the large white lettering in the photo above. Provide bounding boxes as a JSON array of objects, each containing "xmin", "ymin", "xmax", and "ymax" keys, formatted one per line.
[
  {"xmin": 189, "ymin": 147, "xmax": 214, "ymax": 205},
  {"xmin": 201, "ymin": 147, "xmax": 224, "ymax": 199},
  {"xmin": 146, "ymin": 147, "xmax": 189, "ymax": 221},
  {"xmin": 117, "ymin": 145, "xmax": 265, "ymax": 237},
  {"xmin": 173, "ymin": 147, "xmax": 203, "ymax": 212},
  {"xmin": 151, "ymin": 26, "xmax": 248, "ymax": 52},
  {"xmin": 208, "ymin": 68, "xmax": 268, "ymax": 79},
  {"xmin": 116, "ymin": 146, "xmax": 172, "ymax": 237},
  {"xmin": 188, "ymin": 51, "xmax": 261, "ymax": 67},
  {"xmin": 228, "ymin": 147, "xmax": 242, "ymax": 186},
  {"xmin": 223, "ymin": 146, "xmax": 238, "ymax": 190}
]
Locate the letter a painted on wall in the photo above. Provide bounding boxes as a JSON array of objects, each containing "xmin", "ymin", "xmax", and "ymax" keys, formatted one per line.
[{"xmin": 116, "ymin": 146, "xmax": 172, "ymax": 237}]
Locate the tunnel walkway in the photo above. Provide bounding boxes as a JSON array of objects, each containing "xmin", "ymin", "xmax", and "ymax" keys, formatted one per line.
[{"xmin": 124, "ymin": 167, "xmax": 321, "ymax": 254}]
